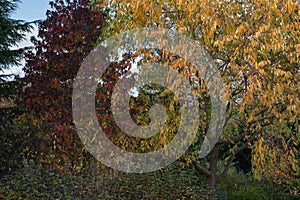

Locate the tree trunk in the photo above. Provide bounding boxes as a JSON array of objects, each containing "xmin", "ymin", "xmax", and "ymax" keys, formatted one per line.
[
  {"xmin": 193, "ymin": 144, "xmax": 219, "ymax": 196},
  {"xmin": 207, "ymin": 173, "xmax": 216, "ymax": 188},
  {"xmin": 207, "ymin": 144, "xmax": 219, "ymax": 188}
]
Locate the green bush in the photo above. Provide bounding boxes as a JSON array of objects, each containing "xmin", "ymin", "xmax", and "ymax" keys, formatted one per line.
[
  {"xmin": 101, "ymin": 166, "xmax": 212, "ymax": 199},
  {"xmin": 0, "ymin": 161, "xmax": 213, "ymax": 199},
  {"xmin": 217, "ymin": 167, "xmax": 294, "ymax": 200}
]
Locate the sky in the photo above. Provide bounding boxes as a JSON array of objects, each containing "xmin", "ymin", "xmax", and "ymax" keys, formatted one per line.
[
  {"xmin": 3, "ymin": 0, "xmax": 50, "ymax": 77},
  {"xmin": 12, "ymin": 0, "xmax": 50, "ymax": 22}
]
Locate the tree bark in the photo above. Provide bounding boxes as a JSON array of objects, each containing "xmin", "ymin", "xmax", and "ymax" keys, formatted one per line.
[
  {"xmin": 193, "ymin": 144, "xmax": 219, "ymax": 189},
  {"xmin": 207, "ymin": 144, "xmax": 219, "ymax": 188}
]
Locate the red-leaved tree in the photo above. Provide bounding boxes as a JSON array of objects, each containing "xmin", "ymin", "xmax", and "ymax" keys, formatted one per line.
[{"xmin": 21, "ymin": 0, "xmax": 105, "ymax": 171}]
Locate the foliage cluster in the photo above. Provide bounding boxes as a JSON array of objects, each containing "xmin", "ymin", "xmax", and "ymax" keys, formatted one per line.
[
  {"xmin": 0, "ymin": 0, "xmax": 33, "ymax": 174},
  {"xmin": 0, "ymin": 0, "xmax": 299, "ymax": 198},
  {"xmin": 21, "ymin": 0, "xmax": 105, "ymax": 171},
  {"xmin": 94, "ymin": 0, "xmax": 300, "ymax": 188},
  {"xmin": 0, "ymin": 161, "xmax": 213, "ymax": 200},
  {"xmin": 1, "ymin": 160, "xmax": 298, "ymax": 199},
  {"xmin": 218, "ymin": 167, "xmax": 299, "ymax": 200}
]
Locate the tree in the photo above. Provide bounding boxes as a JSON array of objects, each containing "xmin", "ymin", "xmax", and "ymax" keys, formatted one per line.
[
  {"xmin": 22, "ymin": 0, "xmax": 105, "ymax": 171},
  {"xmin": 94, "ymin": 0, "xmax": 300, "ymax": 190},
  {"xmin": 0, "ymin": 0, "xmax": 33, "ymax": 175},
  {"xmin": 0, "ymin": 0, "xmax": 33, "ymax": 79}
]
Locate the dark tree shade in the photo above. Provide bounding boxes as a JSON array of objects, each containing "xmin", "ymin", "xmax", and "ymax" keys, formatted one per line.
[
  {"xmin": 0, "ymin": 0, "xmax": 33, "ymax": 79},
  {"xmin": 0, "ymin": 0, "xmax": 33, "ymax": 175}
]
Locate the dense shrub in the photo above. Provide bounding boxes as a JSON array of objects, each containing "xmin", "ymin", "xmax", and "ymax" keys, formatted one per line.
[
  {"xmin": 2, "ymin": 160, "xmax": 299, "ymax": 199},
  {"xmin": 0, "ymin": 161, "xmax": 212, "ymax": 199},
  {"xmin": 217, "ymin": 167, "xmax": 298, "ymax": 200}
]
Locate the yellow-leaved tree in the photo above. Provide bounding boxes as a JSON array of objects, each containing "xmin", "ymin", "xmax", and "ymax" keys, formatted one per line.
[{"xmin": 93, "ymin": 0, "xmax": 299, "ymax": 191}]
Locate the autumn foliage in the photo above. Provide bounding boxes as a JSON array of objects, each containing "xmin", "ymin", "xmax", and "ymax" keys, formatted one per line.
[
  {"xmin": 95, "ymin": 0, "xmax": 300, "ymax": 190},
  {"xmin": 22, "ymin": 0, "xmax": 105, "ymax": 170},
  {"xmin": 19, "ymin": 0, "xmax": 299, "ymax": 194}
]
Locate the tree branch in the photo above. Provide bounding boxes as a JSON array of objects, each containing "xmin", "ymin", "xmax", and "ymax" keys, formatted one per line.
[
  {"xmin": 248, "ymin": 115, "xmax": 275, "ymax": 126},
  {"xmin": 218, "ymin": 131, "xmax": 249, "ymax": 145},
  {"xmin": 193, "ymin": 161, "xmax": 211, "ymax": 177},
  {"xmin": 216, "ymin": 134, "xmax": 257, "ymax": 181}
]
